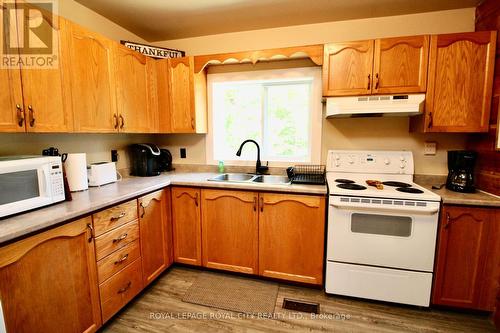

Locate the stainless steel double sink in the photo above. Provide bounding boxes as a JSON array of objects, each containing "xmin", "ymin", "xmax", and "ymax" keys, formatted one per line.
[{"xmin": 208, "ymin": 173, "xmax": 291, "ymax": 185}]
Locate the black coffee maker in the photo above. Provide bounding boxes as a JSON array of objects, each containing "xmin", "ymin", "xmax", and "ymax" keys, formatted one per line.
[
  {"xmin": 129, "ymin": 143, "xmax": 161, "ymax": 176},
  {"xmin": 446, "ymin": 150, "xmax": 477, "ymax": 193}
]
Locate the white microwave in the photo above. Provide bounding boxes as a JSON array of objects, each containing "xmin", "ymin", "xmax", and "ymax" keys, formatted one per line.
[{"xmin": 0, "ymin": 156, "xmax": 65, "ymax": 218}]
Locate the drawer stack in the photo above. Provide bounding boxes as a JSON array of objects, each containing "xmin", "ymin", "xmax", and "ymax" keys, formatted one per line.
[{"xmin": 92, "ymin": 200, "xmax": 143, "ymax": 322}]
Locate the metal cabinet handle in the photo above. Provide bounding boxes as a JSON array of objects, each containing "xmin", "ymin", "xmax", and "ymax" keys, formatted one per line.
[
  {"xmin": 112, "ymin": 233, "xmax": 128, "ymax": 243},
  {"xmin": 375, "ymin": 73, "xmax": 379, "ymax": 89},
  {"xmin": 110, "ymin": 212, "xmax": 126, "ymax": 221},
  {"xmin": 445, "ymin": 212, "xmax": 482, "ymax": 229},
  {"xmin": 253, "ymin": 197, "xmax": 257, "ymax": 211},
  {"xmin": 114, "ymin": 253, "xmax": 129, "ymax": 265},
  {"xmin": 140, "ymin": 202, "xmax": 146, "ymax": 218},
  {"xmin": 427, "ymin": 112, "xmax": 433, "ymax": 129},
  {"xmin": 16, "ymin": 104, "xmax": 24, "ymax": 127},
  {"xmin": 367, "ymin": 74, "xmax": 371, "ymax": 90},
  {"xmin": 28, "ymin": 105, "xmax": 35, "ymax": 127},
  {"xmin": 259, "ymin": 197, "xmax": 264, "ymax": 212},
  {"xmin": 117, "ymin": 281, "xmax": 132, "ymax": 294},
  {"xmin": 119, "ymin": 114, "xmax": 124, "ymax": 129},
  {"xmin": 191, "ymin": 119, "xmax": 195, "ymax": 130},
  {"xmin": 113, "ymin": 114, "xmax": 119, "ymax": 129},
  {"xmin": 87, "ymin": 223, "xmax": 94, "ymax": 243},
  {"xmin": 194, "ymin": 193, "xmax": 199, "ymax": 206}
]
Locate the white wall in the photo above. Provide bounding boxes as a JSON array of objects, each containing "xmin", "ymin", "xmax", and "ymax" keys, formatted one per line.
[{"xmin": 154, "ymin": 8, "xmax": 475, "ymax": 175}]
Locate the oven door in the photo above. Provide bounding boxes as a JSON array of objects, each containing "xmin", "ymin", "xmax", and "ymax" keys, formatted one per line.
[
  {"xmin": 327, "ymin": 196, "xmax": 439, "ymax": 272},
  {"xmin": 0, "ymin": 161, "xmax": 53, "ymax": 218}
]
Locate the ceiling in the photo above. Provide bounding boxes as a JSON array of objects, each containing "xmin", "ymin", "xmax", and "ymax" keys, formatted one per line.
[{"xmin": 75, "ymin": 0, "xmax": 479, "ymax": 42}]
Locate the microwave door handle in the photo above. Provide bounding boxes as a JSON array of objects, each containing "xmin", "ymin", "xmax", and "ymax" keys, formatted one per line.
[
  {"xmin": 39, "ymin": 167, "xmax": 49, "ymax": 197},
  {"xmin": 331, "ymin": 203, "xmax": 439, "ymax": 215}
]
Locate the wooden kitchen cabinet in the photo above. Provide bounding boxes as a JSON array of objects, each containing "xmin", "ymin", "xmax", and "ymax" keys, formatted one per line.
[
  {"xmin": 171, "ymin": 187, "xmax": 202, "ymax": 265},
  {"xmin": 201, "ymin": 189, "xmax": 259, "ymax": 274},
  {"xmin": 139, "ymin": 189, "xmax": 173, "ymax": 286},
  {"xmin": 411, "ymin": 31, "xmax": 496, "ymax": 133},
  {"xmin": 258, "ymin": 193, "xmax": 326, "ymax": 285},
  {"xmin": 372, "ymin": 35, "xmax": 429, "ymax": 94},
  {"xmin": 62, "ymin": 20, "xmax": 119, "ymax": 133},
  {"xmin": 114, "ymin": 43, "xmax": 158, "ymax": 133},
  {"xmin": 323, "ymin": 40, "xmax": 374, "ymax": 96},
  {"xmin": 0, "ymin": 68, "xmax": 24, "ymax": 132},
  {"xmin": 0, "ymin": 217, "xmax": 101, "ymax": 333},
  {"xmin": 167, "ymin": 56, "xmax": 207, "ymax": 133},
  {"xmin": 432, "ymin": 205, "xmax": 500, "ymax": 311},
  {"xmin": 156, "ymin": 58, "xmax": 172, "ymax": 132}
]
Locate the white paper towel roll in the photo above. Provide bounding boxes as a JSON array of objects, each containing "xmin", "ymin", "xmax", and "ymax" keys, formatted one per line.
[{"xmin": 65, "ymin": 153, "xmax": 88, "ymax": 192}]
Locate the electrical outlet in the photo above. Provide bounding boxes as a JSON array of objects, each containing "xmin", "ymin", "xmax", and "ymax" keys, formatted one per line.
[
  {"xmin": 424, "ymin": 142, "xmax": 437, "ymax": 155},
  {"xmin": 180, "ymin": 148, "xmax": 186, "ymax": 159},
  {"xmin": 111, "ymin": 150, "xmax": 118, "ymax": 162}
]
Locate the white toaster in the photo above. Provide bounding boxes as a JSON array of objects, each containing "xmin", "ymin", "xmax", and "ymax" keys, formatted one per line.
[{"xmin": 88, "ymin": 162, "xmax": 117, "ymax": 187}]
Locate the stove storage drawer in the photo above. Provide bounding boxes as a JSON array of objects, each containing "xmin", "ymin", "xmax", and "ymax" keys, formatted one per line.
[{"xmin": 326, "ymin": 261, "xmax": 433, "ymax": 306}]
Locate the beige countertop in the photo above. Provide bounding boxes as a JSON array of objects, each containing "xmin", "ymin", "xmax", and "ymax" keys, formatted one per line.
[
  {"xmin": 0, "ymin": 172, "xmax": 327, "ymax": 245},
  {"xmin": 414, "ymin": 175, "xmax": 500, "ymax": 207}
]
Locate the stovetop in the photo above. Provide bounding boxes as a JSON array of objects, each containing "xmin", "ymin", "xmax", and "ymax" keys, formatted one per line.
[{"xmin": 326, "ymin": 174, "xmax": 441, "ymax": 202}]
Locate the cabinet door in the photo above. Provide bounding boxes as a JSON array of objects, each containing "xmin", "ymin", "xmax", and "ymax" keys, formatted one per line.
[
  {"xmin": 169, "ymin": 57, "xmax": 196, "ymax": 133},
  {"xmin": 20, "ymin": 15, "xmax": 72, "ymax": 132},
  {"xmin": 114, "ymin": 45, "xmax": 157, "ymax": 133},
  {"xmin": 156, "ymin": 58, "xmax": 172, "ymax": 132},
  {"xmin": 259, "ymin": 193, "xmax": 325, "ymax": 285},
  {"xmin": 323, "ymin": 40, "xmax": 374, "ymax": 96},
  {"xmin": 424, "ymin": 31, "xmax": 496, "ymax": 132},
  {"xmin": 139, "ymin": 189, "xmax": 173, "ymax": 286},
  {"xmin": 63, "ymin": 21, "xmax": 118, "ymax": 133},
  {"xmin": 432, "ymin": 205, "xmax": 496, "ymax": 310},
  {"xmin": 0, "ymin": 217, "xmax": 101, "ymax": 333},
  {"xmin": 0, "ymin": 68, "xmax": 24, "ymax": 132},
  {"xmin": 171, "ymin": 187, "xmax": 202, "ymax": 265},
  {"xmin": 372, "ymin": 35, "xmax": 429, "ymax": 94},
  {"xmin": 201, "ymin": 189, "xmax": 258, "ymax": 274}
]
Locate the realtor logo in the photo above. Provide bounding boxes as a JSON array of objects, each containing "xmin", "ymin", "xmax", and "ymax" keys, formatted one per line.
[{"xmin": 1, "ymin": 0, "xmax": 58, "ymax": 68}]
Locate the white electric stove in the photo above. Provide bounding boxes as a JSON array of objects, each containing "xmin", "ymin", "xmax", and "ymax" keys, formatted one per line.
[{"xmin": 325, "ymin": 150, "xmax": 441, "ymax": 307}]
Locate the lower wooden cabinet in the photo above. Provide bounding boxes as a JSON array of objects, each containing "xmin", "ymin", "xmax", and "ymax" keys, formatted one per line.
[
  {"xmin": 201, "ymin": 189, "xmax": 259, "ymax": 274},
  {"xmin": 139, "ymin": 189, "xmax": 173, "ymax": 286},
  {"xmin": 259, "ymin": 193, "xmax": 326, "ymax": 285},
  {"xmin": 0, "ymin": 217, "xmax": 102, "ymax": 333},
  {"xmin": 432, "ymin": 205, "xmax": 500, "ymax": 311},
  {"xmin": 171, "ymin": 187, "xmax": 202, "ymax": 265}
]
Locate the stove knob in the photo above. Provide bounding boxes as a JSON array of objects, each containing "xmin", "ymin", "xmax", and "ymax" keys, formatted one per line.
[
  {"xmin": 400, "ymin": 156, "xmax": 406, "ymax": 162},
  {"xmin": 384, "ymin": 159, "xmax": 390, "ymax": 165},
  {"xmin": 335, "ymin": 161, "xmax": 340, "ymax": 167},
  {"xmin": 400, "ymin": 162, "xmax": 405, "ymax": 169}
]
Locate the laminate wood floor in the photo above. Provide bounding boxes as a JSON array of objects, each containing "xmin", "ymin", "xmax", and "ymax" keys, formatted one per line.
[{"xmin": 101, "ymin": 266, "xmax": 496, "ymax": 333}]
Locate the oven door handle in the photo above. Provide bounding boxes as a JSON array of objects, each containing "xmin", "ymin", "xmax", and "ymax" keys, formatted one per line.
[{"xmin": 330, "ymin": 203, "xmax": 439, "ymax": 215}]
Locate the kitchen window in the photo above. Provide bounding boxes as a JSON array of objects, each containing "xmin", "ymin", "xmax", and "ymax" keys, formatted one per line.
[{"xmin": 206, "ymin": 67, "xmax": 322, "ymax": 166}]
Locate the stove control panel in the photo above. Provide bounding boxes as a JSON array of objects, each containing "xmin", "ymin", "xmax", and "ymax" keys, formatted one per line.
[{"xmin": 326, "ymin": 150, "xmax": 414, "ymax": 175}]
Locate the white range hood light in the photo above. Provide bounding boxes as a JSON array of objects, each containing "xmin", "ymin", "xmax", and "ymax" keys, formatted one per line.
[{"xmin": 325, "ymin": 94, "xmax": 425, "ymax": 118}]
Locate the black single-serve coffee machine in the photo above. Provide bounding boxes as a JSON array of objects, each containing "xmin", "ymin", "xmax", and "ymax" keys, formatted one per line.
[{"xmin": 446, "ymin": 150, "xmax": 477, "ymax": 193}]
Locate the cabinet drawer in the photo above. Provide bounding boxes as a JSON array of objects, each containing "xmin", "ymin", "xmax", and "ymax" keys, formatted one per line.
[
  {"xmin": 100, "ymin": 258, "xmax": 143, "ymax": 323},
  {"xmin": 93, "ymin": 200, "xmax": 138, "ymax": 236},
  {"xmin": 95, "ymin": 220, "xmax": 139, "ymax": 260},
  {"xmin": 97, "ymin": 240, "xmax": 141, "ymax": 284}
]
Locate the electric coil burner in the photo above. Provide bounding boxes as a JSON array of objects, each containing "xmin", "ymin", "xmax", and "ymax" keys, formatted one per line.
[{"xmin": 325, "ymin": 150, "xmax": 441, "ymax": 307}]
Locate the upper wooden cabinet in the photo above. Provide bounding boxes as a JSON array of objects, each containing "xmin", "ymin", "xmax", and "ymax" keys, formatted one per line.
[
  {"xmin": 432, "ymin": 205, "xmax": 500, "ymax": 311},
  {"xmin": 156, "ymin": 58, "xmax": 172, "ymax": 132},
  {"xmin": 171, "ymin": 187, "xmax": 202, "ymax": 265},
  {"xmin": 165, "ymin": 56, "xmax": 207, "ymax": 133},
  {"xmin": 201, "ymin": 189, "xmax": 259, "ymax": 274},
  {"xmin": 139, "ymin": 189, "xmax": 173, "ymax": 286},
  {"xmin": 258, "ymin": 193, "xmax": 325, "ymax": 285},
  {"xmin": 411, "ymin": 31, "xmax": 496, "ymax": 132},
  {"xmin": 323, "ymin": 40, "xmax": 374, "ymax": 96},
  {"xmin": 114, "ymin": 44, "xmax": 158, "ymax": 133},
  {"xmin": 62, "ymin": 21, "xmax": 118, "ymax": 133},
  {"xmin": 372, "ymin": 35, "xmax": 429, "ymax": 94},
  {"xmin": 0, "ymin": 217, "xmax": 101, "ymax": 333},
  {"xmin": 323, "ymin": 36, "xmax": 430, "ymax": 96},
  {"xmin": 0, "ymin": 68, "xmax": 24, "ymax": 132}
]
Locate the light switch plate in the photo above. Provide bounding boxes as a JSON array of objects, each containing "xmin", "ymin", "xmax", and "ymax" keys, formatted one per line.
[{"xmin": 424, "ymin": 142, "xmax": 437, "ymax": 155}]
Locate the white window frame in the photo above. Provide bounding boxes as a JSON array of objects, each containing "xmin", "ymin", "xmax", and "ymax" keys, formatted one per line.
[{"xmin": 206, "ymin": 67, "xmax": 322, "ymax": 167}]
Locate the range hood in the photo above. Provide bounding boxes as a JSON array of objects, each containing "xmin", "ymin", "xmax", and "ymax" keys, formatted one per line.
[{"xmin": 325, "ymin": 94, "xmax": 425, "ymax": 118}]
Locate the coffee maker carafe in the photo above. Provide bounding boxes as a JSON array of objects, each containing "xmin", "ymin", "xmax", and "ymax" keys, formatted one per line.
[{"xmin": 446, "ymin": 150, "xmax": 477, "ymax": 193}]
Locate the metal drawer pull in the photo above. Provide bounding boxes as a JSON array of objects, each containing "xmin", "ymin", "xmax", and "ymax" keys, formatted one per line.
[
  {"xmin": 87, "ymin": 223, "xmax": 94, "ymax": 243},
  {"xmin": 112, "ymin": 233, "xmax": 128, "ymax": 243},
  {"xmin": 114, "ymin": 253, "xmax": 129, "ymax": 265},
  {"xmin": 110, "ymin": 212, "xmax": 126, "ymax": 221},
  {"xmin": 117, "ymin": 281, "xmax": 132, "ymax": 294}
]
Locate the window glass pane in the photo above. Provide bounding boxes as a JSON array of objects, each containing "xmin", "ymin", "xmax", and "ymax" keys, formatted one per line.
[
  {"xmin": 264, "ymin": 82, "xmax": 311, "ymax": 161},
  {"xmin": 212, "ymin": 82, "xmax": 262, "ymax": 161},
  {"xmin": 0, "ymin": 170, "xmax": 40, "ymax": 205},
  {"xmin": 351, "ymin": 213, "xmax": 412, "ymax": 237}
]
